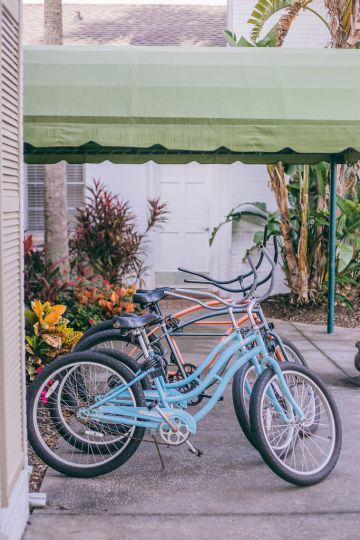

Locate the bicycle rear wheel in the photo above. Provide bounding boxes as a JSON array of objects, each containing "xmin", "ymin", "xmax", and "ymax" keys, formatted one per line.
[
  {"xmin": 27, "ymin": 351, "xmax": 146, "ymax": 477},
  {"xmin": 249, "ymin": 364, "xmax": 342, "ymax": 486},
  {"xmin": 277, "ymin": 337, "xmax": 307, "ymax": 367}
]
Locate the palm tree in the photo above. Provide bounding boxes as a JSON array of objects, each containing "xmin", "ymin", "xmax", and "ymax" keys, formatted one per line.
[
  {"xmin": 324, "ymin": 0, "xmax": 360, "ymax": 47},
  {"xmin": 224, "ymin": 0, "xmax": 360, "ymax": 303},
  {"xmin": 43, "ymin": 0, "xmax": 69, "ymax": 274},
  {"xmin": 248, "ymin": 0, "xmax": 330, "ymax": 47},
  {"xmin": 235, "ymin": 0, "xmax": 360, "ymax": 48}
]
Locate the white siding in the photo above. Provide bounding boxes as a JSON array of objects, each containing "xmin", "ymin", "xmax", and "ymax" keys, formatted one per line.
[
  {"xmin": 0, "ymin": 0, "xmax": 29, "ymax": 537},
  {"xmin": 25, "ymin": 163, "xmax": 84, "ymax": 241},
  {"xmin": 85, "ymin": 162, "xmax": 149, "ymax": 231}
]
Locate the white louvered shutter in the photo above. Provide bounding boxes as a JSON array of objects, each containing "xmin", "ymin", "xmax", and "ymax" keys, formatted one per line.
[
  {"xmin": 27, "ymin": 163, "xmax": 85, "ymax": 235},
  {"xmin": 0, "ymin": 0, "xmax": 25, "ymax": 505}
]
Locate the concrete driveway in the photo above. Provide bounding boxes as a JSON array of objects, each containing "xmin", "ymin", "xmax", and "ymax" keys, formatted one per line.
[{"xmin": 23, "ymin": 320, "xmax": 360, "ymax": 540}]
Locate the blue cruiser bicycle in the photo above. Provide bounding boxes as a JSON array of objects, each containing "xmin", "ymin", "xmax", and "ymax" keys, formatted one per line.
[{"xmin": 27, "ymin": 248, "xmax": 342, "ymax": 486}]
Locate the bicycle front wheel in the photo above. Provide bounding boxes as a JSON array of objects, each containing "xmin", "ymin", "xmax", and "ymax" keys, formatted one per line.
[
  {"xmin": 232, "ymin": 337, "xmax": 307, "ymax": 449},
  {"xmin": 27, "ymin": 351, "xmax": 146, "ymax": 477},
  {"xmin": 249, "ymin": 364, "xmax": 342, "ymax": 486}
]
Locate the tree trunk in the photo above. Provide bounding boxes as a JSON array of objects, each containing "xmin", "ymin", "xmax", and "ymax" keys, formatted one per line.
[
  {"xmin": 324, "ymin": 0, "xmax": 360, "ymax": 48},
  {"xmin": 297, "ymin": 165, "xmax": 309, "ymax": 303},
  {"xmin": 43, "ymin": 0, "xmax": 69, "ymax": 274},
  {"xmin": 347, "ymin": 0, "xmax": 360, "ymax": 47},
  {"xmin": 44, "ymin": 0, "xmax": 63, "ymax": 45},
  {"xmin": 275, "ymin": 1, "xmax": 305, "ymax": 46},
  {"xmin": 309, "ymin": 191, "xmax": 326, "ymax": 297},
  {"xmin": 44, "ymin": 162, "xmax": 69, "ymax": 274},
  {"xmin": 267, "ymin": 164, "xmax": 300, "ymax": 296}
]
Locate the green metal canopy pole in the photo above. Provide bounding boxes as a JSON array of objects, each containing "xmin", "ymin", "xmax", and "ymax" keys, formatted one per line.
[{"xmin": 327, "ymin": 155, "xmax": 337, "ymax": 334}]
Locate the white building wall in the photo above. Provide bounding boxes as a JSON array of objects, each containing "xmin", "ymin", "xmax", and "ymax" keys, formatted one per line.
[
  {"xmin": 83, "ymin": 160, "xmax": 287, "ymax": 293},
  {"xmin": 84, "ymin": 162, "xmax": 235, "ymax": 289},
  {"xmin": 228, "ymin": 163, "xmax": 289, "ymax": 295},
  {"xmin": 85, "ymin": 162, "xmax": 149, "ymax": 231}
]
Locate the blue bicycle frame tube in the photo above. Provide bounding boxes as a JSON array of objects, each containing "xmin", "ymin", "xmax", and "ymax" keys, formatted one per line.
[{"xmin": 82, "ymin": 327, "xmax": 304, "ymax": 430}]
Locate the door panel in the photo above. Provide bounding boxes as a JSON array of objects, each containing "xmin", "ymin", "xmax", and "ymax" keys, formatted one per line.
[{"xmin": 154, "ymin": 166, "xmax": 211, "ymax": 286}]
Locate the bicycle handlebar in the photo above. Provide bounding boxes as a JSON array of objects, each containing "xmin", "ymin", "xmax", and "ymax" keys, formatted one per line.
[
  {"xmin": 169, "ymin": 244, "xmax": 277, "ymax": 313},
  {"xmin": 235, "ymin": 236, "xmax": 278, "ymax": 295},
  {"xmin": 257, "ymin": 245, "xmax": 276, "ymax": 303},
  {"xmin": 178, "ymin": 225, "xmax": 269, "ymax": 288},
  {"xmin": 181, "ymin": 235, "xmax": 278, "ymax": 294},
  {"xmin": 169, "ymin": 253, "xmax": 260, "ymax": 311}
]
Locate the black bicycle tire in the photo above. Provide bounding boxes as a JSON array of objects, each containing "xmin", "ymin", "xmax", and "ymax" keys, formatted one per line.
[
  {"xmin": 232, "ymin": 360, "xmax": 259, "ymax": 450},
  {"xmin": 75, "ymin": 319, "xmax": 115, "ymax": 348},
  {"xmin": 249, "ymin": 363, "xmax": 342, "ymax": 486},
  {"xmin": 45, "ymin": 348, "xmax": 152, "ymax": 455},
  {"xmin": 280, "ymin": 337, "xmax": 308, "ymax": 367},
  {"xmin": 232, "ymin": 335, "xmax": 308, "ymax": 449},
  {"xmin": 27, "ymin": 351, "xmax": 146, "ymax": 478}
]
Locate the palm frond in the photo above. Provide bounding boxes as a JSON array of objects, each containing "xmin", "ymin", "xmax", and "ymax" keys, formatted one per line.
[{"xmin": 247, "ymin": 0, "xmax": 292, "ymax": 42}]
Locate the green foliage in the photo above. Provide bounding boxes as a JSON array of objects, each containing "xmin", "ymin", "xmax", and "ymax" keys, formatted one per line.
[
  {"xmin": 209, "ymin": 203, "xmax": 272, "ymax": 246},
  {"xmin": 70, "ymin": 180, "xmax": 168, "ymax": 285},
  {"xmin": 210, "ymin": 164, "xmax": 360, "ymax": 305},
  {"xmin": 60, "ymin": 276, "xmax": 139, "ymax": 332},
  {"xmin": 224, "ymin": 28, "xmax": 277, "ymax": 47},
  {"xmin": 24, "ymin": 234, "xmax": 67, "ymax": 305},
  {"xmin": 334, "ymin": 195, "xmax": 360, "ymax": 280},
  {"xmin": 225, "ymin": 0, "xmax": 329, "ymax": 48},
  {"xmin": 248, "ymin": 0, "xmax": 293, "ymax": 42}
]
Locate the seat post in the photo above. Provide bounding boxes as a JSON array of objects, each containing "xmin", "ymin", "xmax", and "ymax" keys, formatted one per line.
[
  {"xmin": 151, "ymin": 302, "xmax": 163, "ymax": 317},
  {"xmin": 137, "ymin": 327, "xmax": 153, "ymax": 358}
]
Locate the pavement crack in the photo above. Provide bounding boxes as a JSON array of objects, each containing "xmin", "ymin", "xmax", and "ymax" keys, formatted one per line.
[
  {"xmin": 46, "ymin": 510, "xmax": 360, "ymax": 517},
  {"xmin": 292, "ymin": 323, "xmax": 353, "ymax": 379}
]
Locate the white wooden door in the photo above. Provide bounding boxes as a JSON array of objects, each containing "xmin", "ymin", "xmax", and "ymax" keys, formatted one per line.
[{"xmin": 154, "ymin": 165, "xmax": 212, "ymax": 287}]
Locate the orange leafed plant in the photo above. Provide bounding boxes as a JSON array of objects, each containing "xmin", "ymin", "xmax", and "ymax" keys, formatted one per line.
[{"xmin": 99, "ymin": 289, "xmax": 135, "ymax": 315}]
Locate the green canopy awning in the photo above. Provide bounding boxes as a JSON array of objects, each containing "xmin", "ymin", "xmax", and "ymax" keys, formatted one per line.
[{"xmin": 23, "ymin": 46, "xmax": 360, "ymax": 165}]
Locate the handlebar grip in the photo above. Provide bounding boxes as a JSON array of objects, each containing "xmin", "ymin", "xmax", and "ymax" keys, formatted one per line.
[
  {"xmin": 178, "ymin": 266, "xmax": 207, "ymax": 279},
  {"xmin": 263, "ymin": 225, "xmax": 268, "ymax": 247},
  {"xmin": 273, "ymin": 235, "xmax": 279, "ymax": 264},
  {"xmin": 184, "ymin": 277, "xmax": 252, "ymax": 294}
]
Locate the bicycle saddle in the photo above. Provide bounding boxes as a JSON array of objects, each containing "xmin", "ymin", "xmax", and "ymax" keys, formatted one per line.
[
  {"xmin": 113, "ymin": 313, "xmax": 162, "ymax": 330},
  {"xmin": 132, "ymin": 287, "xmax": 170, "ymax": 305}
]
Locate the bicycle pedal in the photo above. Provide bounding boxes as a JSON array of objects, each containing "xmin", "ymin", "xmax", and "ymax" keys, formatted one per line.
[
  {"xmin": 188, "ymin": 447, "xmax": 203, "ymax": 457},
  {"xmin": 147, "ymin": 400, "xmax": 159, "ymax": 411},
  {"xmin": 186, "ymin": 439, "xmax": 203, "ymax": 457},
  {"xmin": 199, "ymin": 394, "xmax": 223, "ymax": 401}
]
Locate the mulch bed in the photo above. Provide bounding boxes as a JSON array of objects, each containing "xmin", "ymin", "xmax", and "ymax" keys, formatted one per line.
[
  {"xmin": 28, "ymin": 445, "xmax": 47, "ymax": 492},
  {"xmin": 262, "ymin": 293, "xmax": 360, "ymax": 329},
  {"xmin": 28, "ymin": 401, "xmax": 61, "ymax": 492}
]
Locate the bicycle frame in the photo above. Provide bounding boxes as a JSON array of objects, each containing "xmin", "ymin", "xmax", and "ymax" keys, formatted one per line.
[
  {"xmin": 81, "ymin": 328, "xmax": 304, "ymax": 433},
  {"xmin": 125, "ymin": 301, "xmax": 289, "ymax": 373}
]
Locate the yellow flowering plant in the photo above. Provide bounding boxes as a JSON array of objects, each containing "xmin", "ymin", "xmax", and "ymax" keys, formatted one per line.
[{"xmin": 25, "ymin": 300, "xmax": 83, "ymax": 381}]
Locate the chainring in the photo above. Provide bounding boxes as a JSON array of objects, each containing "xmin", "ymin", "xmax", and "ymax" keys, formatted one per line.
[
  {"xmin": 176, "ymin": 363, "xmax": 203, "ymax": 406},
  {"xmin": 159, "ymin": 415, "xmax": 190, "ymax": 445}
]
